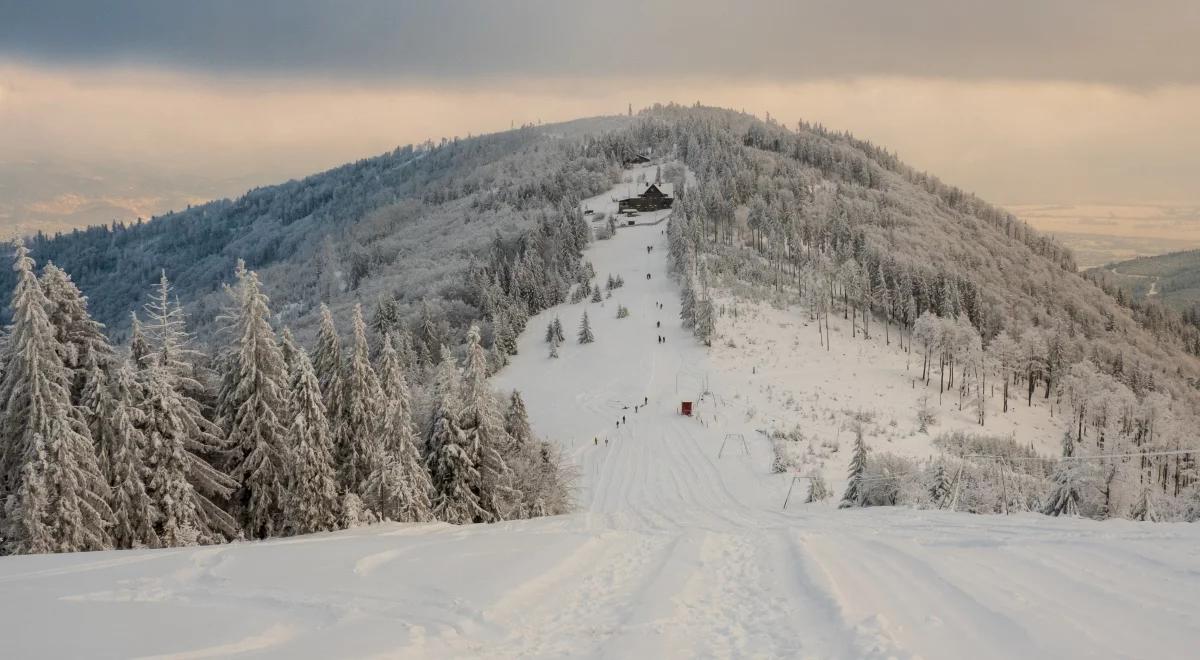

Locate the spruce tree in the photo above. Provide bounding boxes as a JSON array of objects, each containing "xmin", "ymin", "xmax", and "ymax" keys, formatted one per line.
[
  {"xmin": 928, "ymin": 461, "xmax": 951, "ymax": 506},
  {"xmin": 279, "ymin": 327, "xmax": 301, "ymax": 371},
  {"xmin": 393, "ymin": 326, "xmax": 419, "ymax": 375},
  {"xmin": 839, "ymin": 427, "xmax": 869, "ymax": 508},
  {"xmin": 102, "ymin": 360, "xmax": 160, "ymax": 549},
  {"xmin": 143, "ymin": 271, "xmax": 204, "ymax": 386},
  {"xmin": 0, "ymin": 245, "xmax": 113, "ymax": 553},
  {"xmin": 680, "ymin": 280, "xmax": 697, "ymax": 329},
  {"xmin": 552, "ymin": 317, "xmax": 565, "ymax": 343},
  {"xmin": 505, "ymin": 390, "xmax": 533, "ymax": 447},
  {"xmin": 129, "ymin": 312, "xmax": 151, "ymax": 370},
  {"xmin": 426, "ymin": 346, "xmax": 485, "ymax": 524},
  {"xmin": 460, "ymin": 324, "xmax": 518, "ymax": 521},
  {"xmin": 338, "ymin": 305, "xmax": 386, "ymax": 492},
  {"xmin": 591, "ymin": 287, "xmax": 603, "ymax": 303},
  {"xmin": 366, "ymin": 334, "xmax": 433, "ymax": 522},
  {"xmin": 140, "ymin": 364, "xmax": 239, "ymax": 546},
  {"xmin": 283, "ymin": 335, "xmax": 340, "ymax": 534},
  {"xmin": 578, "ymin": 311, "xmax": 594, "ymax": 344},
  {"xmin": 133, "ymin": 273, "xmax": 238, "ymax": 546},
  {"xmin": 312, "ymin": 304, "xmax": 346, "ymax": 426},
  {"xmin": 41, "ymin": 262, "xmax": 113, "ymax": 401},
  {"xmin": 502, "ymin": 389, "xmax": 571, "ymax": 517},
  {"xmin": 695, "ymin": 298, "xmax": 714, "ymax": 345},
  {"xmin": 217, "ymin": 263, "xmax": 293, "ymax": 539}
]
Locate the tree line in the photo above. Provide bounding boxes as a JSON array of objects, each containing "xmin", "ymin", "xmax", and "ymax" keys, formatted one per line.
[{"xmin": 0, "ymin": 244, "xmax": 575, "ymax": 555}]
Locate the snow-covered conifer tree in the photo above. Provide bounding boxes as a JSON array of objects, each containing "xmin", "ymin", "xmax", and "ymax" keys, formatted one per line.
[
  {"xmin": 680, "ymin": 279, "xmax": 697, "ymax": 329},
  {"xmin": 694, "ymin": 297, "xmax": 715, "ymax": 345},
  {"xmin": 839, "ymin": 426, "xmax": 869, "ymax": 508},
  {"xmin": 143, "ymin": 272, "xmax": 204, "ymax": 385},
  {"xmin": 312, "ymin": 304, "xmax": 346, "ymax": 424},
  {"xmin": 364, "ymin": 334, "xmax": 433, "ymax": 522},
  {"xmin": 578, "ymin": 311, "xmax": 594, "ymax": 344},
  {"xmin": 41, "ymin": 262, "xmax": 113, "ymax": 400},
  {"xmin": 426, "ymin": 346, "xmax": 485, "ymax": 524},
  {"xmin": 217, "ymin": 263, "xmax": 293, "ymax": 538},
  {"xmin": 0, "ymin": 245, "xmax": 113, "ymax": 553},
  {"xmin": 552, "ymin": 317, "xmax": 565, "ymax": 343},
  {"xmin": 927, "ymin": 461, "xmax": 951, "ymax": 506},
  {"xmin": 279, "ymin": 327, "xmax": 301, "ymax": 371},
  {"xmin": 337, "ymin": 305, "xmax": 386, "ymax": 492},
  {"xmin": 591, "ymin": 287, "xmax": 603, "ymax": 303},
  {"xmin": 140, "ymin": 362, "xmax": 239, "ymax": 546},
  {"xmin": 100, "ymin": 359, "xmax": 159, "ymax": 548},
  {"xmin": 283, "ymin": 335, "xmax": 340, "ymax": 534},
  {"xmin": 505, "ymin": 390, "xmax": 533, "ymax": 446},
  {"xmin": 129, "ymin": 312, "xmax": 151, "ymax": 369},
  {"xmin": 460, "ymin": 324, "xmax": 518, "ymax": 521}
]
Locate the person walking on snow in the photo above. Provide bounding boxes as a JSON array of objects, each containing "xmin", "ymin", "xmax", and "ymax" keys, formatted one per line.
[{"xmin": 594, "ymin": 437, "xmax": 598, "ymax": 446}]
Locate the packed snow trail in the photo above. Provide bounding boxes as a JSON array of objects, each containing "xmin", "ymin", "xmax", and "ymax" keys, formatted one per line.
[{"xmin": 2, "ymin": 220, "xmax": 1200, "ymax": 659}]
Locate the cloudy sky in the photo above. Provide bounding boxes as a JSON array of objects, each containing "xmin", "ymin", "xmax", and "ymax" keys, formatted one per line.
[{"xmin": 2, "ymin": 0, "xmax": 1199, "ymax": 254}]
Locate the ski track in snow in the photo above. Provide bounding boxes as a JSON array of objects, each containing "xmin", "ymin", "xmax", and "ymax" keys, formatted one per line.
[{"xmin": 3, "ymin": 172, "xmax": 1200, "ymax": 659}]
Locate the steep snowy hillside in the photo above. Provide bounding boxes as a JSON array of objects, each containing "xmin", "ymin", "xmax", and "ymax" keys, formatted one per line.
[{"xmin": 3, "ymin": 203, "xmax": 1198, "ymax": 660}]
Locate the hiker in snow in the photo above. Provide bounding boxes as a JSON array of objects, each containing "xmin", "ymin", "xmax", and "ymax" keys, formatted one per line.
[
  {"xmin": 605, "ymin": 437, "xmax": 609, "ymax": 446},
  {"xmin": 594, "ymin": 437, "xmax": 598, "ymax": 446},
  {"xmin": 656, "ymin": 320, "xmax": 661, "ymax": 328},
  {"xmin": 644, "ymin": 396, "xmax": 648, "ymax": 405},
  {"xmin": 646, "ymin": 273, "xmax": 651, "ymax": 280},
  {"xmin": 622, "ymin": 415, "xmax": 626, "ymax": 424}
]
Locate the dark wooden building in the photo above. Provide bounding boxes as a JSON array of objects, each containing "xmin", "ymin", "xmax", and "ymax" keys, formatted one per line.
[
  {"xmin": 623, "ymin": 153, "xmax": 651, "ymax": 166},
  {"xmin": 618, "ymin": 183, "xmax": 674, "ymax": 213}
]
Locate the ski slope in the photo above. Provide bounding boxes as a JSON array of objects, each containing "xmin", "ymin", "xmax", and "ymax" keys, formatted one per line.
[{"xmin": 2, "ymin": 215, "xmax": 1199, "ymax": 659}]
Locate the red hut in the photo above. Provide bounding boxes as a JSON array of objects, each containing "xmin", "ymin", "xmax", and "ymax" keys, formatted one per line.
[{"xmin": 680, "ymin": 401, "xmax": 693, "ymax": 416}]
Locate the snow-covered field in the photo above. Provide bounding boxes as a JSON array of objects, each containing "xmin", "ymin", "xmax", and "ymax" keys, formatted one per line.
[{"xmin": 3, "ymin": 188, "xmax": 1199, "ymax": 659}]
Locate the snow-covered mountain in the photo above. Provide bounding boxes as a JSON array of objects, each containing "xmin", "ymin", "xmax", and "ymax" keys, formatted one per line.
[
  {"xmin": 3, "ymin": 105, "xmax": 1200, "ymax": 657},
  {"xmin": 3, "ymin": 195, "xmax": 1198, "ymax": 658}
]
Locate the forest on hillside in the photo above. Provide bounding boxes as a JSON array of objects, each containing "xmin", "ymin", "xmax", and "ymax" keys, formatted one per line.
[
  {"xmin": 636, "ymin": 105, "xmax": 1199, "ymax": 520},
  {"xmin": 4, "ymin": 105, "xmax": 1199, "ymax": 556},
  {"xmin": 1086, "ymin": 249, "xmax": 1200, "ymax": 323}
]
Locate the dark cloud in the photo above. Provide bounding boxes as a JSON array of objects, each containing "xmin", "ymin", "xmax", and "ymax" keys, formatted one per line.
[{"xmin": 2, "ymin": 0, "xmax": 1197, "ymax": 86}]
